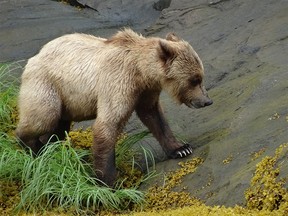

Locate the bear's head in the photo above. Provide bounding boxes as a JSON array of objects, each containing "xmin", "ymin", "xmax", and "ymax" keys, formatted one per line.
[{"xmin": 158, "ymin": 33, "xmax": 213, "ymax": 109}]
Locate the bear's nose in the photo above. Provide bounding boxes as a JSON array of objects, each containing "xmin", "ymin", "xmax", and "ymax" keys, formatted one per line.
[{"xmin": 204, "ymin": 99, "xmax": 213, "ymax": 106}]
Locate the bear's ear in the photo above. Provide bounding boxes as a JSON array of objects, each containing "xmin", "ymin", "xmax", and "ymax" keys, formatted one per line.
[
  {"xmin": 158, "ymin": 40, "xmax": 177, "ymax": 66},
  {"xmin": 166, "ymin": 32, "xmax": 180, "ymax": 42}
]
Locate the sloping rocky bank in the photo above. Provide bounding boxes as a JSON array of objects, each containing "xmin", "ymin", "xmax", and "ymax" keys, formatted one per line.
[{"xmin": 0, "ymin": 0, "xmax": 287, "ymax": 208}]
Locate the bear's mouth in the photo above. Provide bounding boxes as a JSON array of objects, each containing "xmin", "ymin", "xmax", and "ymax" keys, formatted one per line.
[
  {"xmin": 185, "ymin": 99, "xmax": 213, "ymax": 109},
  {"xmin": 185, "ymin": 101, "xmax": 197, "ymax": 109},
  {"xmin": 185, "ymin": 101, "xmax": 203, "ymax": 109}
]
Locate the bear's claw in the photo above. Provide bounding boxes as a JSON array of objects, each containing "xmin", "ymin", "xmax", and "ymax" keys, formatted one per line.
[{"xmin": 171, "ymin": 144, "xmax": 193, "ymax": 159}]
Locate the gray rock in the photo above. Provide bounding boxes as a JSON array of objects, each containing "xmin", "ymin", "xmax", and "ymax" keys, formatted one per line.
[
  {"xmin": 143, "ymin": 0, "xmax": 288, "ymax": 207},
  {"xmin": 0, "ymin": 0, "xmax": 94, "ymax": 62},
  {"xmin": 0, "ymin": 0, "xmax": 160, "ymax": 63},
  {"xmin": 77, "ymin": 0, "xmax": 161, "ymax": 27}
]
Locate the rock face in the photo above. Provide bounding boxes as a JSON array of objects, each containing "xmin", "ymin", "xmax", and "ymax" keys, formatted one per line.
[
  {"xmin": 1, "ymin": 0, "xmax": 288, "ymax": 207},
  {"xmin": 0, "ymin": 0, "xmax": 161, "ymax": 62},
  {"xmin": 0, "ymin": 0, "xmax": 96, "ymax": 62},
  {"xmin": 143, "ymin": 0, "xmax": 288, "ymax": 206}
]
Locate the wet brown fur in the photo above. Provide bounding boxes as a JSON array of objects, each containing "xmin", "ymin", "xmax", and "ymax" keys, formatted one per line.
[{"xmin": 16, "ymin": 28, "xmax": 212, "ymax": 186}]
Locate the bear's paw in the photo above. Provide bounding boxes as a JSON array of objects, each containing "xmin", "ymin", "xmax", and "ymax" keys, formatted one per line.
[{"xmin": 171, "ymin": 144, "xmax": 193, "ymax": 159}]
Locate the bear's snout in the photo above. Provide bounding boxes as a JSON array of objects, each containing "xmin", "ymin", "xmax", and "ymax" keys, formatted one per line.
[
  {"xmin": 188, "ymin": 96, "xmax": 213, "ymax": 109},
  {"xmin": 204, "ymin": 98, "xmax": 213, "ymax": 107},
  {"xmin": 186, "ymin": 85, "xmax": 213, "ymax": 109},
  {"xmin": 198, "ymin": 85, "xmax": 213, "ymax": 108}
]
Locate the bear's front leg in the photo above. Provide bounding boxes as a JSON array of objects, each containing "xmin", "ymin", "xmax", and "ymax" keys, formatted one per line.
[
  {"xmin": 136, "ymin": 101, "xmax": 192, "ymax": 159},
  {"xmin": 92, "ymin": 120, "xmax": 119, "ymax": 187}
]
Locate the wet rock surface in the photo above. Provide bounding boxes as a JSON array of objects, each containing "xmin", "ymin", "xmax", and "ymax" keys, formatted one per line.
[
  {"xmin": 143, "ymin": 0, "xmax": 288, "ymax": 206},
  {"xmin": 0, "ymin": 0, "xmax": 160, "ymax": 62},
  {"xmin": 1, "ymin": 0, "xmax": 288, "ymax": 207}
]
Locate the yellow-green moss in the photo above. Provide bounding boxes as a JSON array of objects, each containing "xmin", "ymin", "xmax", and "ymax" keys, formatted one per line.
[
  {"xmin": 250, "ymin": 148, "xmax": 266, "ymax": 161},
  {"xmin": 123, "ymin": 143, "xmax": 288, "ymax": 216},
  {"xmin": 0, "ymin": 180, "xmax": 21, "ymax": 215},
  {"xmin": 142, "ymin": 157, "xmax": 204, "ymax": 211},
  {"xmin": 68, "ymin": 127, "xmax": 93, "ymax": 149},
  {"xmin": 123, "ymin": 205, "xmax": 281, "ymax": 216},
  {"xmin": 245, "ymin": 143, "xmax": 288, "ymax": 213},
  {"xmin": 222, "ymin": 154, "xmax": 233, "ymax": 164}
]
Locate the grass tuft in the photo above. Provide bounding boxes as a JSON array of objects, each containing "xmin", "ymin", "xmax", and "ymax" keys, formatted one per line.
[
  {"xmin": 0, "ymin": 133, "xmax": 32, "ymax": 180},
  {"xmin": 115, "ymin": 130, "xmax": 157, "ymax": 188},
  {"xmin": 11, "ymin": 138, "xmax": 146, "ymax": 213},
  {"xmin": 0, "ymin": 63, "xmax": 20, "ymax": 133}
]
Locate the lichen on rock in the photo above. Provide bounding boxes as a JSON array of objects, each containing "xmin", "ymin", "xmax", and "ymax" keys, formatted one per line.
[
  {"xmin": 144, "ymin": 157, "xmax": 204, "ymax": 211},
  {"xmin": 245, "ymin": 143, "xmax": 288, "ymax": 213}
]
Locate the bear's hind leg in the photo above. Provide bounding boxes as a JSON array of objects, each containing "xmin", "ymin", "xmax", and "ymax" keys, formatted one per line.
[
  {"xmin": 16, "ymin": 83, "xmax": 62, "ymax": 155},
  {"xmin": 16, "ymin": 114, "xmax": 61, "ymax": 155},
  {"xmin": 16, "ymin": 128, "xmax": 46, "ymax": 155},
  {"xmin": 40, "ymin": 120, "xmax": 71, "ymax": 144},
  {"xmin": 16, "ymin": 117, "xmax": 63, "ymax": 155},
  {"xmin": 54, "ymin": 120, "xmax": 71, "ymax": 140}
]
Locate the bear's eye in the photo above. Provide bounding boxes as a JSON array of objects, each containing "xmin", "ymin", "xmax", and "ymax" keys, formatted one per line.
[{"xmin": 190, "ymin": 77, "xmax": 202, "ymax": 87}]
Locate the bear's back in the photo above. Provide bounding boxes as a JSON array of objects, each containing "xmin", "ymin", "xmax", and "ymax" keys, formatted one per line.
[
  {"xmin": 23, "ymin": 33, "xmax": 114, "ymax": 83},
  {"xmin": 20, "ymin": 32, "xmax": 148, "ymax": 121}
]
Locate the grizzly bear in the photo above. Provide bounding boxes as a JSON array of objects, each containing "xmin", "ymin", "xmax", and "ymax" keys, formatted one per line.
[{"xmin": 16, "ymin": 28, "xmax": 213, "ymax": 187}]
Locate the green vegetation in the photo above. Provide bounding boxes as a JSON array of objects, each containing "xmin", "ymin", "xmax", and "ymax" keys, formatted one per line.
[
  {"xmin": 0, "ymin": 134, "xmax": 152, "ymax": 214},
  {"xmin": 245, "ymin": 143, "xmax": 288, "ymax": 212},
  {"xmin": 0, "ymin": 66, "xmax": 155, "ymax": 214},
  {"xmin": 0, "ymin": 63, "xmax": 19, "ymax": 133}
]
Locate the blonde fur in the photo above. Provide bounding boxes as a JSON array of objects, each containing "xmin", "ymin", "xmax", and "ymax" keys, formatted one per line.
[{"xmin": 16, "ymin": 28, "xmax": 212, "ymax": 186}]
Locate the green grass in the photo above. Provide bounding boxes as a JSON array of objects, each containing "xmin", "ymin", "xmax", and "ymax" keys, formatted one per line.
[
  {"xmin": 0, "ymin": 133, "xmax": 31, "ymax": 180},
  {"xmin": 0, "ymin": 64, "xmax": 155, "ymax": 214},
  {"xmin": 115, "ymin": 130, "xmax": 157, "ymax": 188},
  {"xmin": 18, "ymin": 138, "xmax": 145, "ymax": 212},
  {"xmin": 0, "ymin": 134, "xmax": 148, "ymax": 213},
  {"xmin": 0, "ymin": 64, "xmax": 19, "ymax": 132}
]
